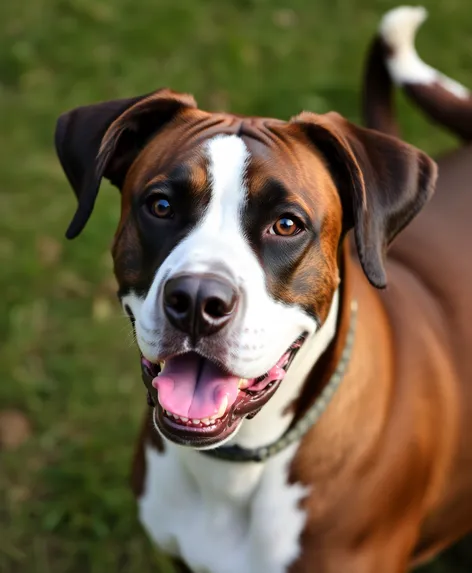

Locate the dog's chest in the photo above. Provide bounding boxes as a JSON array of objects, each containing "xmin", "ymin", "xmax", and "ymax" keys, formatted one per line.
[{"xmin": 138, "ymin": 442, "xmax": 308, "ymax": 573}]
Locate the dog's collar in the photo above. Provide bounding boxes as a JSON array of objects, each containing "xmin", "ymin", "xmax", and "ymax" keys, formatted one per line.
[{"xmin": 200, "ymin": 299, "xmax": 358, "ymax": 463}]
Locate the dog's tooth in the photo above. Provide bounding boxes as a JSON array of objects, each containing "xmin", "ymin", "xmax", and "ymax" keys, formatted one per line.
[
  {"xmin": 215, "ymin": 396, "xmax": 228, "ymax": 419},
  {"xmin": 192, "ymin": 419, "xmax": 201, "ymax": 425},
  {"xmin": 202, "ymin": 418, "xmax": 210, "ymax": 426},
  {"xmin": 238, "ymin": 378, "xmax": 250, "ymax": 389},
  {"xmin": 181, "ymin": 416, "xmax": 189, "ymax": 422}
]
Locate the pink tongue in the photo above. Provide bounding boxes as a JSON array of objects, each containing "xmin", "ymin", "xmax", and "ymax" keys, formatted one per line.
[{"xmin": 153, "ymin": 353, "xmax": 240, "ymax": 419}]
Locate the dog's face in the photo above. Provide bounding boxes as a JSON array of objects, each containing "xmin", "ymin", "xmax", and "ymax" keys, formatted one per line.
[
  {"xmin": 114, "ymin": 119, "xmax": 343, "ymax": 446},
  {"xmin": 55, "ymin": 89, "xmax": 436, "ymax": 448}
]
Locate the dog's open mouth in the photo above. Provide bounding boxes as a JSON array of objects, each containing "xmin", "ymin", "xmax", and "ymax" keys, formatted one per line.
[{"xmin": 141, "ymin": 336, "xmax": 305, "ymax": 448}]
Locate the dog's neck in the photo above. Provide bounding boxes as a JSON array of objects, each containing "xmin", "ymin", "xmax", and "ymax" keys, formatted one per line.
[
  {"xmin": 169, "ymin": 286, "xmax": 341, "ymax": 512},
  {"xmin": 225, "ymin": 288, "xmax": 340, "ymax": 451}
]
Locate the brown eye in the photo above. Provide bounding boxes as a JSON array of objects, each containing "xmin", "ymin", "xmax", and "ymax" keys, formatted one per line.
[
  {"xmin": 149, "ymin": 197, "xmax": 173, "ymax": 219},
  {"xmin": 270, "ymin": 216, "xmax": 302, "ymax": 236}
]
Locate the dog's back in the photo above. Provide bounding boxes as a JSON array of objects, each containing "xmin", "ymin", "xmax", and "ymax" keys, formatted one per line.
[{"xmin": 362, "ymin": 7, "xmax": 472, "ymax": 557}]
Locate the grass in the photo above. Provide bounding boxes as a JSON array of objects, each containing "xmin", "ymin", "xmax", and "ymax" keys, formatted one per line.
[{"xmin": 1, "ymin": 0, "xmax": 472, "ymax": 571}]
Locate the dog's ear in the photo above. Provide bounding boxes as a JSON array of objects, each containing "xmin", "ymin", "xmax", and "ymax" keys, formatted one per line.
[
  {"xmin": 291, "ymin": 111, "xmax": 437, "ymax": 288},
  {"xmin": 55, "ymin": 89, "xmax": 197, "ymax": 239}
]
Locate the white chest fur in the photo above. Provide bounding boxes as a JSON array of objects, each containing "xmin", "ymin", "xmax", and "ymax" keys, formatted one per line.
[
  {"xmin": 138, "ymin": 291, "xmax": 340, "ymax": 573},
  {"xmin": 138, "ymin": 442, "xmax": 308, "ymax": 573}
]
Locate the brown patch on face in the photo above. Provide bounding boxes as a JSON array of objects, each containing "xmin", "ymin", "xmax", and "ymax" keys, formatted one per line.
[
  {"xmin": 112, "ymin": 220, "xmax": 146, "ymax": 293},
  {"xmin": 241, "ymin": 122, "xmax": 343, "ymax": 325},
  {"xmin": 144, "ymin": 159, "xmax": 209, "ymax": 197}
]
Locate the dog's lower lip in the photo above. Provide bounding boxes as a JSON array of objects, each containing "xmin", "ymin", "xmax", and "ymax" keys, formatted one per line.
[{"xmin": 154, "ymin": 405, "xmax": 242, "ymax": 447}]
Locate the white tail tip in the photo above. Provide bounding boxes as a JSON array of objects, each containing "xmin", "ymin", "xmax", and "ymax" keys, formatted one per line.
[{"xmin": 379, "ymin": 6, "xmax": 428, "ymax": 52}]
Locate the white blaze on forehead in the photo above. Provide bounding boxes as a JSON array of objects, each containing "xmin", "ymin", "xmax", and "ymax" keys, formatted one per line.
[{"xmin": 205, "ymin": 135, "xmax": 250, "ymax": 230}]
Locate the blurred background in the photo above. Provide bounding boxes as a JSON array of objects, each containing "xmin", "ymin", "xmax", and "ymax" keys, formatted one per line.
[{"xmin": 1, "ymin": 0, "xmax": 472, "ymax": 571}]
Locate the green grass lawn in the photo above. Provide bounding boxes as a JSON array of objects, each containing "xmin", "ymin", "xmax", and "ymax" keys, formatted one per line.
[{"xmin": 1, "ymin": 0, "xmax": 472, "ymax": 571}]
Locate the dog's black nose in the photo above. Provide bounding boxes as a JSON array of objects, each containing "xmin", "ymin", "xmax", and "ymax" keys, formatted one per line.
[{"xmin": 163, "ymin": 274, "xmax": 238, "ymax": 340}]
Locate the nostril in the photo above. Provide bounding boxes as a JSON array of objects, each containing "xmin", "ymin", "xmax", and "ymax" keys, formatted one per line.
[
  {"xmin": 168, "ymin": 291, "xmax": 190, "ymax": 314},
  {"xmin": 204, "ymin": 297, "xmax": 228, "ymax": 319},
  {"xmin": 203, "ymin": 292, "xmax": 237, "ymax": 319}
]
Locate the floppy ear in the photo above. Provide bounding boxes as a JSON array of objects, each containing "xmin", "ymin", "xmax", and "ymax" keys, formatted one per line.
[
  {"xmin": 291, "ymin": 111, "xmax": 437, "ymax": 288},
  {"xmin": 55, "ymin": 88, "xmax": 197, "ymax": 239}
]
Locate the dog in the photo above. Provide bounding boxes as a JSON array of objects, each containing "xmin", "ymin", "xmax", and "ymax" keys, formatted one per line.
[{"xmin": 54, "ymin": 6, "xmax": 472, "ymax": 572}]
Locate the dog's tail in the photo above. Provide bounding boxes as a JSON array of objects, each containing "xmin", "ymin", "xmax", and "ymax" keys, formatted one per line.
[{"xmin": 362, "ymin": 5, "xmax": 472, "ymax": 142}]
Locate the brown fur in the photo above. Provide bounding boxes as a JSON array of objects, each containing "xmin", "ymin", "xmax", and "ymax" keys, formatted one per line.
[{"xmin": 58, "ymin": 87, "xmax": 472, "ymax": 573}]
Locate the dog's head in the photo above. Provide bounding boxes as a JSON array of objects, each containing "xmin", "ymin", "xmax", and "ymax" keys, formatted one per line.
[{"xmin": 55, "ymin": 89, "xmax": 436, "ymax": 448}]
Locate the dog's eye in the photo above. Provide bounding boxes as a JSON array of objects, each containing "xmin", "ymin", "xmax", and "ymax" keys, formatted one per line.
[
  {"xmin": 148, "ymin": 197, "xmax": 174, "ymax": 219},
  {"xmin": 270, "ymin": 216, "xmax": 303, "ymax": 237}
]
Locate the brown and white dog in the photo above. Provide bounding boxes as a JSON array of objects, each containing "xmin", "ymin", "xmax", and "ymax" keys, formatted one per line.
[{"xmin": 54, "ymin": 7, "xmax": 472, "ymax": 573}]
